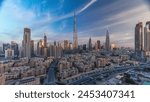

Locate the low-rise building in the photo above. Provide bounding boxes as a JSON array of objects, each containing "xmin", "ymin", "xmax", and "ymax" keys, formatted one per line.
[
  {"xmin": 96, "ymin": 58, "xmax": 107, "ymax": 67},
  {"xmin": 0, "ymin": 74, "xmax": 5, "ymax": 85},
  {"xmin": 120, "ymin": 55, "xmax": 129, "ymax": 61}
]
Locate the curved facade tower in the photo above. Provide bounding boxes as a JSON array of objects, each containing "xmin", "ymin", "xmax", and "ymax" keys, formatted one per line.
[
  {"xmin": 144, "ymin": 21, "xmax": 150, "ymax": 51},
  {"xmin": 135, "ymin": 22, "xmax": 143, "ymax": 57}
]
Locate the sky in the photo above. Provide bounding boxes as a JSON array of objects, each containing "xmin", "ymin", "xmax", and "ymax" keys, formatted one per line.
[{"xmin": 0, "ymin": 0, "xmax": 150, "ymax": 47}]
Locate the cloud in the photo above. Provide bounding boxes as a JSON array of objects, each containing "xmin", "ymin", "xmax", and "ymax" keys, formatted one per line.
[
  {"xmin": 59, "ymin": 20, "xmax": 67, "ymax": 31},
  {"xmin": 107, "ymin": 3, "xmax": 150, "ymax": 25},
  {"xmin": 31, "ymin": 0, "xmax": 97, "ymax": 31},
  {"xmin": 2, "ymin": 0, "xmax": 35, "ymax": 21},
  {"xmin": 78, "ymin": 0, "xmax": 97, "ymax": 14}
]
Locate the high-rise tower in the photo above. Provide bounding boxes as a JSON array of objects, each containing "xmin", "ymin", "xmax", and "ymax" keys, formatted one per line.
[
  {"xmin": 44, "ymin": 33, "xmax": 47, "ymax": 48},
  {"xmin": 22, "ymin": 28, "xmax": 31, "ymax": 59},
  {"xmin": 105, "ymin": 30, "xmax": 110, "ymax": 51},
  {"xmin": 73, "ymin": 12, "xmax": 78, "ymax": 49},
  {"xmin": 37, "ymin": 39, "xmax": 43, "ymax": 56},
  {"xmin": 89, "ymin": 37, "xmax": 92, "ymax": 50},
  {"xmin": 30, "ymin": 40, "xmax": 34, "ymax": 57},
  {"xmin": 97, "ymin": 40, "xmax": 101, "ymax": 50},
  {"xmin": 44, "ymin": 34, "xmax": 48, "ymax": 57},
  {"xmin": 64, "ymin": 40, "xmax": 69, "ymax": 50}
]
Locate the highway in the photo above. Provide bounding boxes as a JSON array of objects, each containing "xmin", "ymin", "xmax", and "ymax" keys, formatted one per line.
[{"xmin": 67, "ymin": 66, "xmax": 137, "ymax": 85}]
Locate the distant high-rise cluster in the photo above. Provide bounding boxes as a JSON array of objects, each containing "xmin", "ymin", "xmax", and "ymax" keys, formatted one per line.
[
  {"xmin": 37, "ymin": 34, "xmax": 48, "ymax": 57},
  {"xmin": 3, "ymin": 43, "xmax": 11, "ymax": 53},
  {"xmin": 49, "ymin": 43, "xmax": 62, "ymax": 58},
  {"xmin": 36, "ymin": 34, "xmax": 62, "ymax": 58},
  {"xmin": 2, "ymin": 41, "xmax": 19, "ymax": 59},
  {"xmin": 88, "ymin": 37, "xmax": 102, "ymax": 51},
  {"xmin": 19, "ymin": 12, "xmax": 80, "ymax": 59},
  {"xmin": 0, "ymin": 12, "xmax": 116, "ymax": 60}
]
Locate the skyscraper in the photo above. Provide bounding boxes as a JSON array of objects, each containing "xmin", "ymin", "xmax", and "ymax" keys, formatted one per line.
[
  {"xmin": 43, "ymin": 34, "xmax": 48, "ymax": 57},
  {"xmin": 97, "ymin": 40, "xmax": 101, "ymax": 50},
  {"xmin": 69, "ymin": 42, "xmax": 73, "ymax": 50},
  {"xmin": 0, "ymin": 47, "xmax": 2, "ymax": 54},
  {"xmin": 64, "ymin": 40, "xmax": 69, "ymax": 50},
  {"xmin": 56, "ymin": 45, "xmax": 63, "ymax": 58},
  {"xmin": 49, "ymin": 44, "xmax": 54, "ymax": 57},
  {"xmin": 83, "ymin": 44, "xmax": 86, "ymax": 50},
  {"xmin": 31, "ymin": 40, "xmax": 34, "ymax": 57},
  {"xmin": 95, "ymin": 40, "xmax": 101, "ymax": 51},
  {"xmin": 54, "ymin": 41, "xmax": 57, "ymax": 46},
  {"xmin": 135, "ymin": 22, "xmax": 144, "ymax": 57},
  {"xmin": 44, "ymin": 47, "xmax": 48, "ymax": 57},
  {"xmin": 22, "ymin": 28, "xmax": 31, "ymax": 59},
  {"xmin": 37, "ymin": 39, "xmax": 43, "ymax": 56},
  {"xmin": 89, "ymin": 37, "xmax": 92, "ymax": 50},
  {"xmin": 105, "ymin": 30, "xmax": 110, "ymax": 51},
  {"xmin": 73, "ymin": 12, "xmax": 78, "ymax": 49},
  {"xmin": 37, "ymin": 34, "xmax": 48, "ymax": 57},
  {"xmin": 144, "ymin": 21, "xmax": 150, "ymax": 51}
]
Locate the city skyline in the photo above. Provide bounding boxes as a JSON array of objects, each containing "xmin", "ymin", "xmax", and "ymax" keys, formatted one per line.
[
  {"xmin": 1, "ymin": 0, "xmax": 150, "ymax": 85},
  {"xmin": 1, "ymin": 0, "xmax": 150, "ymax": 47}
]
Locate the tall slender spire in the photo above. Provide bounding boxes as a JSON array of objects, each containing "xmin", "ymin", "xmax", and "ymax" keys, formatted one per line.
[{"xmin": 73, "ymin": 12, "xmax": 78, "ymax": 49}]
